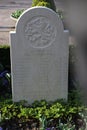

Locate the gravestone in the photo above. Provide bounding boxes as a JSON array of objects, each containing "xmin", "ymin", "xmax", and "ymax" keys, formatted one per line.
[{"xmin": 10, "ymin": 7, "xmax": 69, "ymax": 103}]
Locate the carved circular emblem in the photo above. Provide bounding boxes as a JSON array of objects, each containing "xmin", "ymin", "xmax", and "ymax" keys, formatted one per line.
[{"xmin": 24, "ymin": 16, "xmax": 56, "ymax": 48}]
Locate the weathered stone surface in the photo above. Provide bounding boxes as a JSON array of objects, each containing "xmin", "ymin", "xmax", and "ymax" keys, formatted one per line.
[{"xmin": 10, "ymin": 7, "xmax": 69, "ymax": 103}]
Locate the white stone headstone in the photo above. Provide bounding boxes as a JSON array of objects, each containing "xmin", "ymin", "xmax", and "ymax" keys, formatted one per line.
[{"xmin": 10, "ymin": 7, "xmax": 69, "ymax": 103}]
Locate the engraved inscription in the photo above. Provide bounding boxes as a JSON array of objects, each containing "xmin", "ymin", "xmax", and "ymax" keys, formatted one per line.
[
  {"xmin": 14, "ymin": 60, "xmax": 25, "ymax": 87},
  {"xmin": 24, "ymin": 16, "xmax": 56, "ymax": 48}
]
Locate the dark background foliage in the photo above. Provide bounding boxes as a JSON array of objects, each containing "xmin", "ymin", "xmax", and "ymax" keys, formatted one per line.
[{"xmin": 0, "ymin": 45, "xmax": 10, "ymax": 71}]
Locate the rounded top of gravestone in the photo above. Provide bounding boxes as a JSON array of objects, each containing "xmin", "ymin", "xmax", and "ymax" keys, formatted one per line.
[{"xmin": 16, "ymin": 7, "xmax": 64, "ymax": 49}]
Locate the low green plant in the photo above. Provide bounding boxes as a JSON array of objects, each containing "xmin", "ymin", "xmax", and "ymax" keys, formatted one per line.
[
  {"xmin": 39, "ymin": 116, "xmax": 47, "ymax": 130},
  {"xmin": 0, "ymin": 99, "xmax": 87, "ymax": 129},
  {"xmin": 11, "ymin": 1, "xmax": 64, "ymax": 22},
  {"xmin": 68, "ymin": 89, "xmax": 83, "ymax": 106},
  {"xmin": 11, "ymin": 8, "xmax": 63, "ymax": 20},
  {"xmin": 11, "ymin": 9, "xmax": 24, "ymax": 19},
  {"xmin": 11, "ymin": 0, "xmax": 57, "ymax": 19},
  {"xmin": 36, "ymin": 1, "xmax": 51, "ymax": 9},
  {"xmin": 57, "ymin": 120, "xmax": 75, "ymax": 130},
  {"xmin": 32, "ymin": 0, "xmax": 56, "ymax": 11}
]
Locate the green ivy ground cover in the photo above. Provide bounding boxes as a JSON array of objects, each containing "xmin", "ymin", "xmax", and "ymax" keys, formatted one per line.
[{"xmin": 0, "ymin": 99, "xmax": 87, "ymax": 130}]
